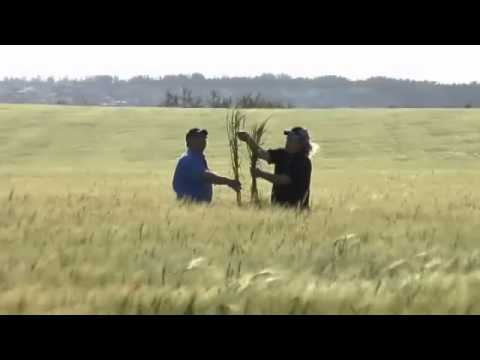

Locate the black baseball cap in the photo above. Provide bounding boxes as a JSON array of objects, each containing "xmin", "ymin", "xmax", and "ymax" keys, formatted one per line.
[
  {"xmin": 186, "ymin": 128, "xmax": 208, "ymax": 141},
  {"xmin": 284, "ymin": 127, "xmax": 310, "ymax": 141}
]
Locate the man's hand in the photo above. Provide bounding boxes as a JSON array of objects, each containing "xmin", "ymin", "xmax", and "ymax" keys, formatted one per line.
[
  {"xmin": 238, "ymin": 132, "xmax": 270, "ymax": 163},
  {"xmin": 227, "ymin": 179, "xmax": 242, "ymax": 193},
  {"xmin": 237, "ymin": 132, "xmax": 251, "ymax": 142}
]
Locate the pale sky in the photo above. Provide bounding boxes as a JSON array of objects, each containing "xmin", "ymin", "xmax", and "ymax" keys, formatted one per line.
[{"xmin": 1, "ymin": 45, "xmax": 480, "ymax": 84}]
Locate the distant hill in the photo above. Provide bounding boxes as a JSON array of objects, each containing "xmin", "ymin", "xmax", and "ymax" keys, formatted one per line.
[{"xmin": 1, "ymin": 74, "xmax": 480, "ymax": 108}]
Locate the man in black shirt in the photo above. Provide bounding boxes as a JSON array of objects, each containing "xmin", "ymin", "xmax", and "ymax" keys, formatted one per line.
[{"xmin": 238, "ymin": 127, "xmax": 313, "ymax": 209}]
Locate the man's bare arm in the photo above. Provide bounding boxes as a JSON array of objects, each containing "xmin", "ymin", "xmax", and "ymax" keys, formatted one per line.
[{"xmin": 203, "ymin": 171, "xmax": 241, "ymax": 192}]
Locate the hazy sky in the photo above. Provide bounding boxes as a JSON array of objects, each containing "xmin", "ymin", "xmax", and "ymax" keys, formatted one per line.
[{"xmin": 2, "ymin": 45, "xmax": 480, "ymax": 84}]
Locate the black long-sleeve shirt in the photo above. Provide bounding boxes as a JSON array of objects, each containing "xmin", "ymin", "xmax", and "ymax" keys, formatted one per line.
[{"xmin": 267, "ymin": 148, "xmax": 312, "ymax": 209}]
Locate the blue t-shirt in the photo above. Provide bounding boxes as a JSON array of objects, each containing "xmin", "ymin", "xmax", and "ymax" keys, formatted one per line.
[{"xmin": 172, "ymin": 150, "xmax": 213, "ymax": 203}]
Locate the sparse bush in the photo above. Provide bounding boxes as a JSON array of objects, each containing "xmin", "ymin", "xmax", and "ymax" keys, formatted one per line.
[{"xmin": 236, "ymin": 92, "xmax": 291, "ymax": 109}]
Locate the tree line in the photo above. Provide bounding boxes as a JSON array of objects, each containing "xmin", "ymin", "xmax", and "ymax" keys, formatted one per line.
[{"xmin": 1, "ymin": 74, "xmax": 479, "ymax": 108}]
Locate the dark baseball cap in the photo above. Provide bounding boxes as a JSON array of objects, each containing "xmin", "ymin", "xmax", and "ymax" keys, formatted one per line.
[
  {"xmin": 186, "ymin": 128, "xmax": 208, "ymax": 141},
  {"xmin": 284, "ymin": 127, "xmax": 310, "ymax": 141}
]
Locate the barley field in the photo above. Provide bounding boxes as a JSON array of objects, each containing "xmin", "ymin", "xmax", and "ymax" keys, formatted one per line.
[{"xmin": 2, "ymin": 104, "xmax": 480, "ymax": 314}]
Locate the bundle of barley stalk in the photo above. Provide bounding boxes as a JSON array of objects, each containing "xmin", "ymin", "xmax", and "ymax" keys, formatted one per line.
[
  {"xmin": 226, "ymin": 109, "xmax": 246, "ymax": 206},
  {"xmin": 247, "ymin": 116, "xmax": 270, "ymax": 205}
]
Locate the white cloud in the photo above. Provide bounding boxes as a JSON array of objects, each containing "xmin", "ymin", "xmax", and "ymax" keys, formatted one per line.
[{"xmin": 1, "ymin": 45, "xmax": 479, "ymax": 84}]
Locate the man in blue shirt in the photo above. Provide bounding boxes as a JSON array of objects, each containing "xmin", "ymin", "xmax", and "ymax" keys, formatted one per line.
[{"xmin": 172, "ymin": 128, "xmax": 241, "ymax": 203}]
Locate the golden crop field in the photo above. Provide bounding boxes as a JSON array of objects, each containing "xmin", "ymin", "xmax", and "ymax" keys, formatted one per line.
[{"xmin": 2, "ymin": 104, "xmax": 480, "ymax": 314}]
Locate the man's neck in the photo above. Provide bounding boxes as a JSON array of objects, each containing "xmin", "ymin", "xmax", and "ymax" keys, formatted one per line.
[{"xmin": 188, "ymin": 148, "xmax": 204, "ymax": 156}]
